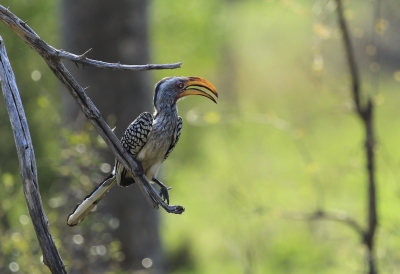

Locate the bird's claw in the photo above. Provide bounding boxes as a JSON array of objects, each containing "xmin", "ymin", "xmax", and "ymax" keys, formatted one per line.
[
  {"xmin": 159, "ymin": 185, "xmax": 170, "ymax": 205},
  {"xmin": 174, "ymin": 205, "xmax": 185, "ymax": 214},
  {"xmin": 153, "ymin": 178, "xmax": 171, "ymax": 205}
]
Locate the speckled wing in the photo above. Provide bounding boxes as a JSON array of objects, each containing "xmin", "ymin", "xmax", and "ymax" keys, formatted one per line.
[
  {"xmin": 118, "ymin": 112, "xmax": 153, "ymax": 187},
  {"xmin": 164, "ymin": 116, "xmax": 183, "ymax": 161},
  {"xmin": 67, "ymin": 112, "xmax": 154, "ymax": 225},
  {"xmin": 121, "ymin": 112, "xmax": 153, "ymax": 156}
]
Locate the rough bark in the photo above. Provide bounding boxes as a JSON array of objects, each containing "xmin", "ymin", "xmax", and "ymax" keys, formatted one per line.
[
  {"xmin": 0, "ymin": 4, "xmax": 182, "ymax": 273},
  {"xmin": 0, "ymin": 36, "xmax": 67, "ymax": 274}
]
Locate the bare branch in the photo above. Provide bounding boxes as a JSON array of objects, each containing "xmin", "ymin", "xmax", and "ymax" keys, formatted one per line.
[
  {"xmin": 335, "ymin": 1, "xmax": 377, "ymax": 273},
  {"xmin": 335, "ymin": 0, "xmax": 362, "ymax": 114},
  {"xmin": 309, "ymin": 210, "xmax": 365, "ymax": 236},
  {"xmin": 0, "ymin": 37, "xmax": 67, "ymax": 274},
  {"xmin": 281, "ymin": 209, "xmax": 364, "ymax": 237},
  {"xmin": 0, "ymin": 5, "xmax": 182, "ymax": 72},
  {"xmin": 56, "ymin": 49, "xmax": 182, "ymax": 71},
  {"xmin": 0, "ymin": 5, "xmax": 184, "ymax": 214}
]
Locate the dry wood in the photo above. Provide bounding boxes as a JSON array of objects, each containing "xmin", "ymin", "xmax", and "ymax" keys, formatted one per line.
[
  {"xmin": 0, "ymin": 5, "xmax": 184, "ymax": 273},
  {"xmin": 0, "ymin": 37, "xmax": 67, "ymax": 273},
  {"xmin": 0, "ymin": 5, "xmax": 185, "ymax": 211}
]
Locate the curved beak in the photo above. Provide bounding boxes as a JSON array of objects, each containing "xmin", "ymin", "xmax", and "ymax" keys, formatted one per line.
[{"xmin": 179, "ymin": 76, "xmax": 218, "ymax": 103}]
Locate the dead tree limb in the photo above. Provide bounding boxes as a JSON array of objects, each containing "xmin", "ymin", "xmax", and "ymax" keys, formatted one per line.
[
  {"xmin": 0, "ymin": 37, "xmax": 67, "ymax": 273},
  {"xmin": 0, "ymin": 6, "xmax": 181, "ymax": 72},
  {"xmin": 0, "ymin": 5, "xmax": 185, "ymax": 273},
  {"xmin": 0, "ymin": 5, "xmax": 185, "ymax": 212}
]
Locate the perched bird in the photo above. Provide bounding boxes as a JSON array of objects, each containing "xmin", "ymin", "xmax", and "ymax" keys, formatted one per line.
[{"xmin": 67, "ymin": 76, "xmax": 218, "ymax": 226}]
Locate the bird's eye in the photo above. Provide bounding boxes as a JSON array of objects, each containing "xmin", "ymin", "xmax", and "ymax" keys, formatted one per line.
[{"xmin": 178, "ymin": 83, "xmax": 184, "ymax": 89}]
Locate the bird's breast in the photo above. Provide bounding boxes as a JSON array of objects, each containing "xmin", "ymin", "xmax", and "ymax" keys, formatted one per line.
[{"xmin": 136, "ymin": 116, "xmax": 177, "ymax": 178}]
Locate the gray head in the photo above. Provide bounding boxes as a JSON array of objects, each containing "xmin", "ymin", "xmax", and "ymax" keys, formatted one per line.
[{"xmin": 153, "ymin": 76, "xmax": 218, "ymax": 113}]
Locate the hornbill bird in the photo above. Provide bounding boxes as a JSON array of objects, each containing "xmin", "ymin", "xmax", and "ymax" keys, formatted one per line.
[{"xmin": 67, "ymin": 76, "xmax": 218, "ymax": 226}]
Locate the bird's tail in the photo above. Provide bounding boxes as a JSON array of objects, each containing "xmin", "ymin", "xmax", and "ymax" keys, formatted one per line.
[{"xmin": 67, "ymin": 174, "xmax": 116, "ymax": 226}]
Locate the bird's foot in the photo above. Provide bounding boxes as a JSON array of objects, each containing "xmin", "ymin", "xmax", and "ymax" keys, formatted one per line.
[
  {"xmin": 153, "ymin": 178, "xmax": 170, "ymax": 205},
  {"xmin": 173, "ymin": 205, "xmax": 185, "ymax": 214},
  {"xmin": 159, "ymin": 186, "xmax": 170, "ymax": 205}
]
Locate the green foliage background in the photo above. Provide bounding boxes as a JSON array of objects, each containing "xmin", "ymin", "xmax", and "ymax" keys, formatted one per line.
[{"xmin": 1, "ymin": 0, "xmax": 400, "ymax": 273}]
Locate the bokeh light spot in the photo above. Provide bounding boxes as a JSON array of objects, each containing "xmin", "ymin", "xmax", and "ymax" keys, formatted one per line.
[
  {"xmin": 73, "ymin": 234, "xmax": 84, "ymax": 245},
  {"xmin": 31, "ymin": 70, "xmax": 41, "ymax": 81},
  {"xmin": 109, "ymin": 217, "xmax": 120, "ymax": 229},
  {"xmin": 100, "ymin": 163, "xmax": 112, "ymax": 173},
  {"xmin": 142, "ymin": 257, "xmax": 153, "ymax": 268},
  {"xmin": 375, "ymin": 19, "xmax": 389, "ymax": 34},
  {"xmin": 97, "ymin": 245, "xmax": 107, "ymax": 256},
  {"xmin": 19, "ymin": 214, "xmax": 30, "ymax": 225},
  {"xmin": 76, "ymin": 143, "xmax": 86, "ymax": 154},
  {"xmin": 9, "ymin": 262, "xmax": 19, "ymax": 272}
]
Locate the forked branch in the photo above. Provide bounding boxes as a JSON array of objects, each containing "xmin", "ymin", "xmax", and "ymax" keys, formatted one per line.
[
  {"xmin": 0, "ymin": 5, "xmax": 184, "ymax": 274},
  {"xmin": 335, "ymin": 1, "xmax": 377, "ymax": 273}
]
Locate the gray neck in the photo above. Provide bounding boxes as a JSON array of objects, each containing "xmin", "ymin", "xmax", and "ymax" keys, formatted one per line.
[{"xmin": 154, "ymin": 103, "xmax": 178, "ymax": 120}]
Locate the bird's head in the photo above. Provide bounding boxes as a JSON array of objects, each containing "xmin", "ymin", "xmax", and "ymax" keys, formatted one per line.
[{"xmin": 153, "ymin": 76, "xmax": 218, "ymax": 112}]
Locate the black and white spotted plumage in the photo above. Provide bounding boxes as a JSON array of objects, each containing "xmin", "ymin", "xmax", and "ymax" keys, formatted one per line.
[
  {"xmin": 164, "ymin": 117, "xmax": 182, "ymax": 160},
  {"xmin": 67, "ymin": 112, "xmax": 181, "ymax": 226},
  {"xmin": 121, "ymin": 112, "xmax": 153, "ymax": 156},
  {"xmin": 67, "ymin": 76, "xmax": 217, "ymax": 226}
]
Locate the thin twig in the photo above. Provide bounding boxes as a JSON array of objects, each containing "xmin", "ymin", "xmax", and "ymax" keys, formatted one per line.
[
  {"xmin": 0, "ymin": 37, "xmax": 67, "ymax": 274},
  {"xmin": 79, "ymin": 48, "xmax": 92, "ymax": 59},
  {"xmin": 0, "ymin": 6, "xmax": 182, "ymax": 72},
  {"xmin": 281, "ymin": 209, "xmax": 364, "ymax": 237}
]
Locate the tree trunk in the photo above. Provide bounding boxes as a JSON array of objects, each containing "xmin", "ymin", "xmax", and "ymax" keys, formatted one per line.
[{"xmin": 62, "ymin": 1, "xmax": 164, "ymax": 272}]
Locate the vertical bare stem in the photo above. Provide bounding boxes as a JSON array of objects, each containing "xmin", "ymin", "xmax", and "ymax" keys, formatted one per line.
[
  {"xmin": 363, "ymin": 100, "xmax": 377, "ymax": 274},
  {"xmin": 0, "ymin": 37, "xmax": 67, "ymax": 273},
  {"xmin": 336, "ymin": 0, "xmax": 362, "ymax": 113},
  {"xmin": 335, "ymin": 1, "xmax": 377, "ymax": 273}
]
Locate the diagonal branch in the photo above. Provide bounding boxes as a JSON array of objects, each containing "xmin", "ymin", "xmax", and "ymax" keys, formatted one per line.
[
  {"xmin": 0, "ymin": 37, "xmax": 67, "ymax": 274},
  {"xmin": 0, "ymin": 5, "xmax": 185, "ymax": 214},
  {"xmin": 44, "ymin": 56, "xmax": 185, "ymax": 214},
  {"xmin": 0, "ymin": 6, "xmax": 186, "ymax": 273}
]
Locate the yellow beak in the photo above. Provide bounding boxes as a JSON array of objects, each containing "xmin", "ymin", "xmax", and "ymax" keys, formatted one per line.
[{"xmin": 179, "ymin": 76, "xmax": 218, "ymax": 103}]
